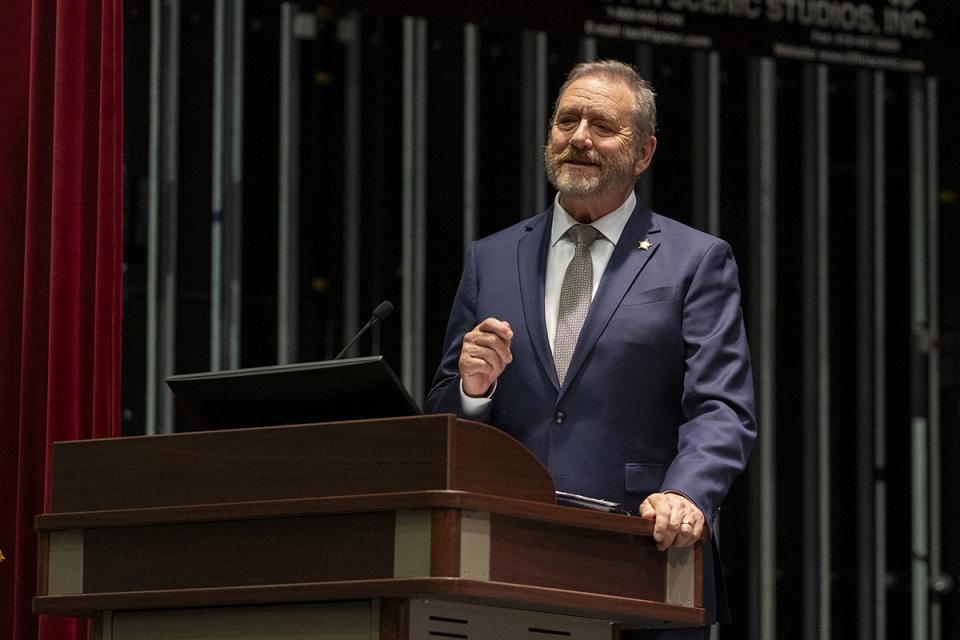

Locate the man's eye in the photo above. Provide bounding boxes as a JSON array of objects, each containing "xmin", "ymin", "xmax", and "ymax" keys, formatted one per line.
[
  {"xmin": 592, "ymin": 122, "xmax": 614, "ymax": 134},
  {"xmin": 554, "ymin": 118, "xmax": 578, "ymax": 129}
]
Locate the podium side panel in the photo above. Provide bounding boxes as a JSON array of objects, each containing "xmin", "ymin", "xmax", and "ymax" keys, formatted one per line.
[
  {"xmin": 489, "ymin": 515, "xmax": 666, "ymax": 601},
  {"xmin": 109, "ymin": 602, "xmax": 376, "ymax": 640},
  {"xmin": 83, "ymin": 514, "xmax": 394, "ymax": 593}
]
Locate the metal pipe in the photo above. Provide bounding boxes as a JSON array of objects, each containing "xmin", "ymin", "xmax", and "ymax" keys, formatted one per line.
[
  {"xmin": 535, "ymin": 32, "xmax": 547, "ymax": 211},
  {"xmin": 146, "ymin": 0, "xmax": 162, "ymax": 435},
  {"xmin": 277, "ymin": 2, "xmax": 300, "ymax": 365},
  {"xmin": 855, "ymin": 69, "xmax": 876, "ymax": 640},
  {"xmin": 747, "ymin": 56, "xmax": 777, "ymax": 640},
  {"xmin": 872, "ymin": 70, "xmax": 888, "ymax": 640},
  {"xmin": 227, "ymin": 0, "xmax": 244, "ymax": 369},
  {"xmin": 158, "ymin": 0, "xmax": 180, "ymax": 434},
  {"xmin": 748, "ymin": 53, "xmax": 777, "ymax": 637},
  {"xmin": 401, "ymin": 17, "xmax": 427, "ymax": 401},
  {"xmin": 520, "ymin": 31, "xmax": 547, "ymax": 217},
  {"xmin": 801, "ymin": 62, "xmax": 831, "ymax": 640},
  {"xmin": 691, "ymin": 51, "xmax": 720, "ymax": 236},
  {"xmin": 211, "ymin": 0, "xmax": 225, "ymax": 371},
  {"xmin": 634, "ymin": 43, "xmax": 653, "ymax": 206},
  {"xmin": 815, "ymin": 65, "xmax": 831, "ymax": 640},
  {"xmin": 463, "ymin": 22, "xmax": 478, "ymax": 252},
  {"xmin": 341, "ymin": 11, "xmax": 362, "ymax": 356},
  {"xmin": 925, "ymin": 75, "xmax": 942, "ymax": 640},
  {"xmin": 909, "ymin": 75, "xmax": 929, "ymax": 640},
  {"xmin": 691, "ymin": 52, "xmax": 708, "ymax": 232},
  {"xmin": 706, "ymin": 52, "xmax": 720, "ymax": 236}
]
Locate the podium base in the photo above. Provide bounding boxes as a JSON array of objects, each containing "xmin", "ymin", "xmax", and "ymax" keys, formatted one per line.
[{"xmin": 99, "ymin": 598, "xmax": 618, "ymax": 640}]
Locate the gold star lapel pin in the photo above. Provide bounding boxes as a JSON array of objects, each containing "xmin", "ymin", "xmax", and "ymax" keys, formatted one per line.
[{"xmin": 638, "ymin": 239, "xmax": 652, "ymax": 251}]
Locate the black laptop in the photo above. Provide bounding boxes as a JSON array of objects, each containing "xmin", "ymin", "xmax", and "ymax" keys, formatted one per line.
[{"xmin": 166, "ymin": 356, "xmax": 421, "ymax": 431}]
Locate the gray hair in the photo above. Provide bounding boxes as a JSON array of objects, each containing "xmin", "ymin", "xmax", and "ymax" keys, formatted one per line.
[{"xmin": 552, "ymin": 59, "xmax": 657, "ymax": 144}]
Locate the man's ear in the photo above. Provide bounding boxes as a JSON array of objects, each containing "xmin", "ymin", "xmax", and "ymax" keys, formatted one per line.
[{"xmin": 633, "ymin": 135, "xmax": 657, "ymax": 176}]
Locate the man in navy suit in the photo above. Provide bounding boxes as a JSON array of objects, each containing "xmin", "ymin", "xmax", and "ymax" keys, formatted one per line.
[{"xmin": 425, "ymin": 60, "xmax": 756, "ymax": 639}]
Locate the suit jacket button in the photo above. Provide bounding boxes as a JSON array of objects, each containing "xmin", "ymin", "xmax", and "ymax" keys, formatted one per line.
[{"xmin": 553, "ymin": 411, "xmax": 565, "ymax": 424}]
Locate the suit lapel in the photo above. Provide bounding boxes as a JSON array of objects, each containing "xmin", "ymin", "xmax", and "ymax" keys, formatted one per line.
[
  {"xmin": 517, "ymin": 209, "xmax": 561, "ymax": 392},
  {"xmin": 558, "ymin": 203, "xmax": 661, "ymax": 398}
]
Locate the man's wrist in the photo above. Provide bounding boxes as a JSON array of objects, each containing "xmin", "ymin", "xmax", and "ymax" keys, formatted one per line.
[{"xmin": 460, "ymin": 379, "xmax": 496, "ymax": 417}]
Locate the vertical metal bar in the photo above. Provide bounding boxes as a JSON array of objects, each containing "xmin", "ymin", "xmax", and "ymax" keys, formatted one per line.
[
  {"xmin": 872, "ymin": 70, "xmax": 888, "ymax": 640},
  {"xmin": 908, "ymin": 75, "xmax": 929, "ymax": 640},
  {"xmin": 855, "ymin": 69, "xmax": 876, "ymax": 640},
  {"xmin": 414, "ymin": 19, "xmax": 427, "ymax": 395},
  {"xmin": 402, "ymin": 17, "xmax": 427, "ymax": 401},
  {"xmin": 146, "ymin": 0, "xmax": 162, "ymax": 435},
  {"xmin": 158, "ymin": 0, "xmax": 180, "ymax": 435},
  {"xmin": 402, "ymin": 17, "xmax": 414, "ymax": 388},
  {"xmin": 802, "ymin": 63, "xmax": 831, "ymax": 640},
  {"xmin": 634, "ymin": 44, "xmax": 653, "ymax": 206},
  {"xmin": 227, "ymin": 0, "xmax": 244, "ymax": 369},
  {"xmin": 691, "ymin": 51, "xmax": 720, "ymax": 236},
  {"xmin": 801, "ymin": 64, "xmax": 817, "ymax": 638},
  {"xmin": 925, "ymin": 75, "xmax": 941, "ymax": 640},
  {"xmin": 580, "ymin": 35, "xmax": 597, "ymax": 61},
  {"xmin": 815, "ymin": 64, "xmax": 831, "ymax": 640},
  {"xmin": 691, "ymin": 52, "xmax": 708, "ymax": 232},
  {"xmin": 463, "ymin": 22, "xmax": 479, "ymax": 252},
  {"xmin": 340, "ymin": 11, "xmax": 362, "ymax": 355},
  {"xmin": 211, "ymin": 0, "xmax": 225, "ymax": 371},
  {"xmin": 534, "ymin": 33, "xmax": 547, "ymax": 211},
  {"xmin": 747, "ymin": 56, "xmax": 777, "ymax": 640},
  {"xmin": 521, "ymin": 31, "xmax": 547, "ymax": 217},
  {"xmin": 706, "ymin": 52, "xmax": 719, "ymax": 235},
  {"xmin": 211, "ymin": 0, "xmax": 243, "ymax": 372},
  {"xmin": 521, "ymin": 32, "xmax": 534, "ymax": 215},
  {"xmin": 278, "ymin": 2, "xmax": 300, "ymax": 365}
]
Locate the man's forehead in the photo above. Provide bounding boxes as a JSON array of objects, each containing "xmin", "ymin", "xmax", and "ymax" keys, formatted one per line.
[{"xmin": 556, "ymin": 76, "xmax": 633, "ymax": 114}]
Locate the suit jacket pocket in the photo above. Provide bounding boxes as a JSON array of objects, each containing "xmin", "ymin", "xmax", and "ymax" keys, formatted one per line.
[
  {"xmin": 624, "ymin": 462, "xmax": 668, "ymax": 497},
  {"xmin": 619, "ymin": 285, "xmax": 681, "ymax": 307}
]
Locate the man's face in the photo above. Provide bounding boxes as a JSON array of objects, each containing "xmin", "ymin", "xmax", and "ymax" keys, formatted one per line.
[{"xmin": 544, "ymin": 76, "xmax": 649, "ymax": 198}]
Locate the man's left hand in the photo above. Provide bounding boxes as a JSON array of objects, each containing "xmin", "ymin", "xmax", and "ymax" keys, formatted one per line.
[{"xmin": 639, "ymin": 492, "xmax": 705, "ymax": 551}]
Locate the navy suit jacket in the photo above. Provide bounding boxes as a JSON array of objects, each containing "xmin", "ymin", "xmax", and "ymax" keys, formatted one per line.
[{"xmin": 425, "ymin": 199, "xmax": 757, "ymax": 622}]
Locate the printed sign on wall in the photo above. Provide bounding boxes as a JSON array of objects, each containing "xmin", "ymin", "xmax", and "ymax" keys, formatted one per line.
[
  {"xmin": 587, "ymin": 0, "xmax": 939, "ymax": 72},
  {"xmin": 344, "ymin": 0, "xmax": 950, "ymax": 73}
]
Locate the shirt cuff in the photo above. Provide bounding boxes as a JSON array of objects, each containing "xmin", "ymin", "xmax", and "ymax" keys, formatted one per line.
[{"xmin": 460, "ymin": 379, "xmax": 496, "ymax": 418}]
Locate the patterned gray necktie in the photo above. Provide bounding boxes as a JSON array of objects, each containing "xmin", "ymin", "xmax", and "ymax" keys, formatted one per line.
[{"xmin": 554, "ymin": 223, "xmax": 602, "ymax": 386}]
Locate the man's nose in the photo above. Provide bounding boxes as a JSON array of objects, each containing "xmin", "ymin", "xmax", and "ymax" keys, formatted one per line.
[{"xmin": 569, "ymin": 118, "xmax": 593, "ymax": 149}]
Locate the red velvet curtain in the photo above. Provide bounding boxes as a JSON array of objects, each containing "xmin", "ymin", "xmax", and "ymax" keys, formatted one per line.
[{"xmin": 0, "ymin": 0, "xmax": 123, "ymax": 638}]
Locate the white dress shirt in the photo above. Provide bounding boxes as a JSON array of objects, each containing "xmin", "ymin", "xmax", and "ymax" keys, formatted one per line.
[{"xmin": 461, "ymin": 191, "xmax": 636, "ymax": 415}]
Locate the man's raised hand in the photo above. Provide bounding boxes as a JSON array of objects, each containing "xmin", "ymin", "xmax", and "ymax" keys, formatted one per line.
[{"xmin": 459, "ymin": 318, "xmax": 513, "ymax": 397}]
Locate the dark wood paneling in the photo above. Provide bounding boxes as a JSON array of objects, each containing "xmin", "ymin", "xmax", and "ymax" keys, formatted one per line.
[
  {"xmin": 489, "ymin": 515, "xmax": 665, "ymax": 602},
  {"xmin": 380, "ymin": 598, "xmax": 410, "ymax": 640},
  {"xmin": 449, "ymin": 418, "xmax": 555, "ymax": 503},
  {"xmin": 82, "ymin": 513, "xmax": 394, "ymax": 592},
  {"xmin": 430, "ymin": 509, "xmax": 461, "ymax": 577},
  {"xmin": 38, "ymin": 491, "xmax": 656, "ymax": 537},
  {"xmin": 34, "ymin": 577, "xmax": 704, "ymax": 626},
  {"xmin": 49, "ymin": 416, "xmax": 557, "ymax": 513},
  {"xmin": 52, "ymin": 417, "xmax": 450, "ymax": 512}
]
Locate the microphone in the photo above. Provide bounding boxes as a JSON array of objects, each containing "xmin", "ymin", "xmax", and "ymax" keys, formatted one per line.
[{"xmin": 334, "ymin": 300, "xmax": 394, "ymax": 360}]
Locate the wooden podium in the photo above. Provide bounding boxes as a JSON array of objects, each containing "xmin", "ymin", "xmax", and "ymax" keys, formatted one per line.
[{"xmin": 35, "ymin": 415, "xmax": 704, "ymax": 639}]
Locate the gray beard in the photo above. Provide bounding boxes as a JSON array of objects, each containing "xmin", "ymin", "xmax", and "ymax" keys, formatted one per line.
[
  {"xmin": 548, "ymin": 164, "xmax": 602, "ymax": 196},
  {"xmin": 545, "ymin": 155, "xmax": 635, "ymax": 198}
]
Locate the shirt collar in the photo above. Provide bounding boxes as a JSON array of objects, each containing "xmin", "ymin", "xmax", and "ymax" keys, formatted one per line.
[{"xmin": 550, "ymin": 190, "xmax": 636, "ymax": 247}]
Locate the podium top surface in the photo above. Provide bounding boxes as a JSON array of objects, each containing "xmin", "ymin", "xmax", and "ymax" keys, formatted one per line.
[{"xmin": 48, "ymin": 415, "xmax": 556, "ymax": 513}]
